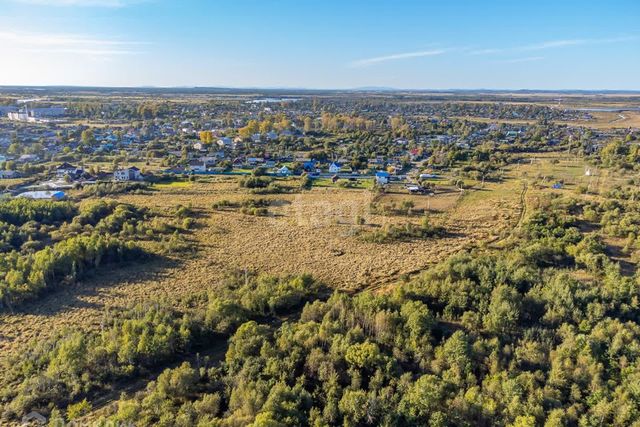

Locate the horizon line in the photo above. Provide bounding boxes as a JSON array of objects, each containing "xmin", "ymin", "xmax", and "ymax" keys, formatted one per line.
[{"xmin": 0, "ymin": 85, "xmax": 639, "ymax": 93}]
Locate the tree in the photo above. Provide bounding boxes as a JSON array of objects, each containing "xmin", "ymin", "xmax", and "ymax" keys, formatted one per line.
[
  {"xmin": 345, "ymin": 341, "xmax": 381, "ymax": 369},
  {"xmin": 67, "ymin": 398, "xmax": 92, "ymax": 421},
  {"xmin": 275, "ymin": 117, "xmax": 291, "ymax": 132},
  {"xmin": 399, "ymin": 375, "xmax": 446, "ymax": 424},
  {"xmin": 7, "ymin": 142, "xmax": 21, "ymax": 155},
  {"xmin": 259, "ymin": 119, "xmax": 273, "ymax": 134},
  {"xmin": 483, "ymin": 285, "xmax": 521, "ymax": 334},
  {"xmin": 199, "ymin": 130, "xmax": 214, "ymax": 144},
  {"xmin": 81, "ymin": 129, "xmax": 95, "ymax": 146},
  {"xmin": 303, "ymin": 117, "xmax": 313, "ymax": 133},
  {"xmin": 338, "ymin": 389, "xmax": 369, "ymax": 425},
  {"xmin": 239, "ymin": 120, "xmax": 260, "ymax": 140}
]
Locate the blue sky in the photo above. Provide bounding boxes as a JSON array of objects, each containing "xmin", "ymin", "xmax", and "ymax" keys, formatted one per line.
[{"xmin": 0, "ymin": 0, "xmax": 638, "ymax": 89}]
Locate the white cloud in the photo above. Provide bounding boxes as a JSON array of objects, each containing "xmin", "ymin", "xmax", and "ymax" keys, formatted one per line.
[
  {"xmin": 469, "ymin": 48, "xmax": 503, "ymax": 55},
  {"xmin": 349, "ymin": 50, "xmax": 446, "ymax": 68},
  {"xmin": 470, "ymin": 36, "xmax": 637, "ymax": 55},
  {"xmin": 10, "ymin": 0, "xmax": 144, "ymax": 7},
  {"xmin": 521, "ymin": 39, "xmax": 586, "ymax": 50},
  {"xmin": 497, "ymin": 56, "xmax": 544, "ymax": 64},
  {"xmin": 0, "ymin": 30, "xmax": 146, "ymax": 56}
]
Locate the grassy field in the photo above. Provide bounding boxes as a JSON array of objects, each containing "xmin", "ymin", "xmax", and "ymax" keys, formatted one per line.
[
  {"xmin": 453, "ymin": 108, "xmax": 640, "ymax": 129},
  {"xmin": 152, "ymin": 180, "xmax": 193, "ymax": 189},
  {"xmin": 312, "ymin": 177, "xmax": 374, "ymax": 189},
  {"xmin": 2, "ymin": 152, "xmax": 630, "ymax": 363},
  {"xmin": 0, "ymin": 169, "xmax": 527, "ymax": 357}
]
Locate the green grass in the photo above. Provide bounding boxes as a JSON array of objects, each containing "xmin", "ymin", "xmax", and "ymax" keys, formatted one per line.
[{"xmin": 154, "ymin": 181, "xmax": 192, "ymax": 189}]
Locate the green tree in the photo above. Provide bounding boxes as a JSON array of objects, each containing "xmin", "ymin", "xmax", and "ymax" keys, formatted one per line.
[{"xmin": 483, "ymin": 285, "xmax": 521, "ymax": 334}]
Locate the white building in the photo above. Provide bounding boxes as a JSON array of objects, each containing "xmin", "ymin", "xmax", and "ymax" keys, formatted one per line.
[
  {"xmin": 8, "ymin": 110, "xmax": 33, "ymax": 122},
  {"xmin": 277, "ymin": 166, "xmax": 291, "ymax": 176},
  {"xmin": 7, "ymin": 106, "xmax": 66, "ymax": 122},
  {"xmin": 188, "ymin": 160, "xmax": 207, "ymax": 173},
  {"xmin": 329, "ymin": 162, "xmax": 341, "ymax": 174},
  {"xmin": 114, "ymin": 166, "xmax": 143, "ymax": 181},
  {"xmin": 216, "ymin": 137, "xmax": 233, "ymax": 148}
]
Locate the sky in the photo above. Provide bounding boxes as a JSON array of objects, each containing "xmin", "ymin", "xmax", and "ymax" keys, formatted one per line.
[{"xmin": 0, "ymin": 0, "xmax": 638, "ymax": 90}]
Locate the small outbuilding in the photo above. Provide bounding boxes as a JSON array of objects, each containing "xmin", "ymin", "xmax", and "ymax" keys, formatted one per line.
[
  {"xmin": 375, "ymin": 171, "xmax": 390, "ymax": 185},
  {"xmin": 17, "ymin": 190, "xmax": 66, "ymax": 200}
]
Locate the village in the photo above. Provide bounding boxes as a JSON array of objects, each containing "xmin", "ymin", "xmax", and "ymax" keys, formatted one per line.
[{"xmin": 0, "ymin": 91, "xmax": 635, "ymax": 201}]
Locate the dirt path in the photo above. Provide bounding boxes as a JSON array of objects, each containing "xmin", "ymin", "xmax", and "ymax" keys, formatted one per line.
[{"xmin": 516, "ymin": 180, "xmax": 529, "ymax": 228}]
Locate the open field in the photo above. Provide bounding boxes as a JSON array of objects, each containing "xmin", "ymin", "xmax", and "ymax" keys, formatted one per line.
[
  {"xmin": 0, "ymin": 173, "xmax": 526, "ymax": 357},
  {"xmin": 1, "ymin": 151, "xmax": 637, "ymax": 421},
  {"xmin": 453, "ymin": 109, "xmax": 640, "ymax": 129},
  {"xmin": 1, "ymin": 152, "xmax": 631, "ymax": 360}
]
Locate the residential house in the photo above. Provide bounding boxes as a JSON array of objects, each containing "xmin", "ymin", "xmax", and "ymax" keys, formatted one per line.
[
  {"xmin": 188, "ymin": 160, "xmax": 208, "ymax": 173},
  {"xmin": 199, "ymin": 156, "xmax": 218, "ymax": 164},
  {"xmin": 505, "ymin": 130, "xmax": 520, "ymax": 140},
  {"xmin": 55, "ymin": 163, "xmax": 83, "ymax": 179},
  {"xmin": 114, "ymin": 166, "xmax": 143, "ymax": 182},
  {"xmin": 276, "ymin": 165, "xmax": 291, "ymax": 176},
  {"xmin": 303, "ymin": 160, "xmax": 318, "ymax": 172},
  {"xmin": 247, "ymin": 157, "xmax": 265, "ymax": 166},
  {"xmin": 265, "ymin": 131, "xmax": 278, "ymax": 141},
  {"xmin": 216, "ymin": 137, "xmax": 233, "ymax": 148},
  {"xmin": 18, "ymin": 154, "xmax": 39, "ymax": 163},
  {"xmin": 328, "ymin": 162, "xmax": 341, "ymax": 174},
  {"xmin": 419, "ymin": 173, "xmax": 438, "ymax": 180},
  {"xmin": 375, "ymin": 171, "xmax": 390, "ymax": 185}
]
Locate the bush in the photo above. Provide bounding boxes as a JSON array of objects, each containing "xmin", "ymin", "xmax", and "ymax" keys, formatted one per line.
[
  {"xmin": 212, "ymin": 199, "xmax": 235, "ymax": 210},
  {"xmin": 82, "ymin": 182, "xmax": 150, "ymax": 197},
  {"xmin": 239, "ymin": 176, "xmax": 272, "ymax": 189},
  {"xmin": 360, "ymin": 216, "xmax": 445, "ymax": 243}
]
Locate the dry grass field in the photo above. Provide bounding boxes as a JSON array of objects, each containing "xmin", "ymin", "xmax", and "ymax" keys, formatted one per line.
[
  {"xmin": 0, "ymin": 174, "xmax": 525, "ymax": 358},
  {"xmin": 452, "ymin": 111, "xmax": 640, "ymax": 129},
  {"xmin": 3, "ymin": 153, "xmax": 622, "ymax": 363}
]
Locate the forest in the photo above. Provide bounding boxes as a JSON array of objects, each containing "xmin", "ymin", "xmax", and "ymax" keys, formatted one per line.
[{"xmin": 0, "ymin": 198, "xmax": 190, "ymax": 309}]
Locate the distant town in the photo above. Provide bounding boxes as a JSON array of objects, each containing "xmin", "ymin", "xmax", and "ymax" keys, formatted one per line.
[{"xmin": 0, "ymin": 88, "xmax": 636, "ymax": 201}]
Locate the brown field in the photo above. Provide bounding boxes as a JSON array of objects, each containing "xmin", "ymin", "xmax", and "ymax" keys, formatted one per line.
[
  {"xmin": 453, "ymin": 109, "xmax": 640, "ymax": 129},
  {"xmin": 0, "ymin": 174, "xmax": 526, "ymax": 357}
]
